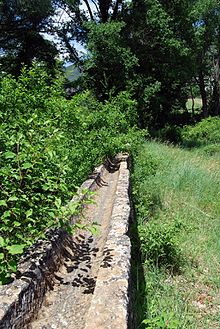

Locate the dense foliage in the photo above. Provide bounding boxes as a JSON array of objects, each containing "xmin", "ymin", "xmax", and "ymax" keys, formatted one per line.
[
  {"xmin": 181, "ymin": 117, "xmax": 220, "ymax": 146},
  {"xmin": 1, "ymin": 0, "xmax": 219, "ymax": 124},
  {"xmin": 0, "ymin": 3, "xmax": 220, "ymax": 328},
  {"xmin": 0, "ymin": 0, "xmax": 57, "ymax": 75},
  {"xmin": 0, "ymin": 65, "xmax": 142, "ymax": 284}
]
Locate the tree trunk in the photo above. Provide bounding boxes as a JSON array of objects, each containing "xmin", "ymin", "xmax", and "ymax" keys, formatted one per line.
[
  {"xmin": 198, "ymin": 70, "xmax": 208, "ymax": 118},
  {"xmin": 210, "ymin": 83, "xmax": 220, "ymax": 116},
  {"xmin": 190, "ymin": 85, "xmax": 195, "ymax": 116},
  {"xmin": 98, "ymin": 0, "xmax": 111, "ymax": 22},
  {"xmin": 212, "ymin": 50, "xmax": 220, "ymax": 116}
]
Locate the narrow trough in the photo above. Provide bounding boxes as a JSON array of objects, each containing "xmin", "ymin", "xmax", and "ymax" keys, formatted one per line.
[{"xmin": 0, "ymin": 154, "xmax": 132, "ymax": 329}]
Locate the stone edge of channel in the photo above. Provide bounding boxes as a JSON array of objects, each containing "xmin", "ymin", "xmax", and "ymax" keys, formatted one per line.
[{"xmin": 84, "ymin": 154, "xmax": 133, "ymax": 329}]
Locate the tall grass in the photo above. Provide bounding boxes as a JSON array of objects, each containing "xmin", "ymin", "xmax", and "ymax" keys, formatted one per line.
[{"xmin": 132, "ymin": 140, "xmax": 220, "ymax": 328}]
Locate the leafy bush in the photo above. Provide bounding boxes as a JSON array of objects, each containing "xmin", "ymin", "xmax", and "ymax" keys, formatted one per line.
[
  {"xmin": 132, "ymin": 147, "xmax": 162, "ymax": 221},
  {"xmin": 0, "ymin": 65, "xmax": 142, "ymax": 284},
  {"xmin": 156, "ymin": 124, "xmax": 182, "ymax": 143},
  {"xmin": 138, "ymin": 219, "xmax": 182, "ymax": 269},
  {"xmin": 181, "ymin": 117, "xmax": 220, "ymax": 147},
  {"xmin": 200, "ymin": 143, "xmax": 220, "ymax": 156}
]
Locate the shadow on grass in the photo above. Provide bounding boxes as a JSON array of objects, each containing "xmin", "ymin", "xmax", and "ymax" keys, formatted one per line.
[
  {"xmin": 129, "ymin": 181, "xmax": 147, "ymax": 329},
  {"xmin": 130, "ymin": 226, "xmax": 147, "ymax": 329}
]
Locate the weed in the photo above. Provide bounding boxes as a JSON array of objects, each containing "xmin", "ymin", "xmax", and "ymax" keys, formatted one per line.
[
  {"xmin": 139, "ymin": 218, "xmax": 183, "ymax": 271},
  {"xmin": 142, "ymin": 311, "xmax": 180, "ymax": 329}
]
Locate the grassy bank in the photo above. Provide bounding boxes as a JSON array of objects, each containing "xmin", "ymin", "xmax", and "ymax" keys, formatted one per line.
[{"xmin": 132, "ymin": 138, "xmax": 220, "ymax": 328}]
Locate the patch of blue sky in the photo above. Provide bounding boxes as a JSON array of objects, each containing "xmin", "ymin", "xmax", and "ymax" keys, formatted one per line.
[
  {"xmin": 193, "ymin": 20, "xmax": 205, "ymax": 27},
  {"xmin": 40, "ymin": 0, "xmax": 97, "ymax": 62}
]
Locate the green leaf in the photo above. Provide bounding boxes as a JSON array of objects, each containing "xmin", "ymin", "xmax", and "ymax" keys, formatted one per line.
[
  {"xmin": 0, "ymin": 237, "xmax": 5, "ymax": 247},
  {"xmin": 48, "ymin": 212, "xmax": 55, "ymax": 218},
  {"xmin": 6, "ymin": 244, "xmax": 26, "ymax": 255},
  {"xmin": 88, "ymin": 226, "xmax": 100, "ymax": 236},
  {"xmin": 8, "ymin": 260, "xmax": 17, "ymax": 272},
  {"xmin": 22, "ymin": 162, "xmax": 33, "ymax": 169},
  {"xmin": 66, "ymin": 225, "xmax": 74, "ymax": 234},
  {"xmin": 68, "ymin": 202, "xmax": 78, "ymax": 214},
  {"xmin": 26, "ymin": 209, "xmax": 33, "ymax": 218},
  {"xmin": 2, "ymin": 210, "xmax": 11, "ymax": 219},
  {"xmin": 0, "ymin": 253, "xmax": 4, "ymax": 260},
  {"xmin": 42, "ymin": 184, "xmax": 49, "ymax": 191},
  {"xmin": 55, "ymin": 198, "xmax": 62, "ymax": 209},
  {"xmin": 48, "ymin": 150, "xmax": 54, "ymax": 159},
  {"xmin": 75, "ymin": 223, "xmax": 86, "ymax": 229},
  {"xmin": 4, "ymin": 151, "xmax": 16, "ymax": 159},
  {"xmin": 0, "ymin": 200, "xmax": 7, "ymax": 206},
  {"xmin": 8, "ymin": 196, "xmax": 18, "ymax": 202},
  {"xmin": 13, "ymin": 221, "xmax": 21, "ymax": 227},
  {"xmin": 142, "ymin": 319, "xmax": 151, "ymax": 324}
]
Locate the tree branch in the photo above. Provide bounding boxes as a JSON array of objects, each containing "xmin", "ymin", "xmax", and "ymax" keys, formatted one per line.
[
  {"xmin": 90, "ymin": 0, "xmax": 100, "ymax": 15},
  {"xmin": 82, "ymin": 0, "xmax": 94, "ymax": 21},
  {"xmin": 57, "ymin": 31, "xmax": 80, "ymax": 64},
  {"xmin": 112, "ymin": 0, "xmax": 121, "ymax": 20}
]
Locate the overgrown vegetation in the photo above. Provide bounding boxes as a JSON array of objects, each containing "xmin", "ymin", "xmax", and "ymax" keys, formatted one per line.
[
  {"xmin": 1, "ymin": 0, "xmax": 220, "ymax": 122},
  {"xmin": 0, "ymin": 2, "xmax": 220, "ymax": 328},
  {"xmin": 0, "ymin": 65, "xmax": 142, "ymax": 284},
  {"xmin": 182, "ymin": 117, "xmax": 220, "ymax": 147},
  {"xmin": 132, "ymin": 118, "xmax": 220, "ymax": 328}
]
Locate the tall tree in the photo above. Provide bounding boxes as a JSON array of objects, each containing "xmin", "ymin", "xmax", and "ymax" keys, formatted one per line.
[
  {"xmin": 190, "ymin": 0, "xmax": 220, "ymax": 117},
  {"xmin": 0, "ymin": 0, "xmax": 58, "ymax": 75},
  {"xmin": 83, "ymin": 21, "xmax": 138, "ymax": 99},
  {"xmin": 48, "ymin": 0, "xmax": 129, "ymax": 64},
  {"xmin": 124, "ymin": 0, "xmax": 194, "ymax": 127}
]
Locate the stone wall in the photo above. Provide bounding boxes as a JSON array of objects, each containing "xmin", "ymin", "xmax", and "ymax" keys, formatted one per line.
[
  {"xmin": 0, "ymin": 162, "xmax": 108, "ymax": 329},
  {"xmin": 0, "ymin": 155, "xmax": 133, "ymax": 329}
]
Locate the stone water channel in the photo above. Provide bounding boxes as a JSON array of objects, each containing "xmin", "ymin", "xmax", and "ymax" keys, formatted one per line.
[{"xmin": 0, "ymin": 155, "xmax": 133, "ymax": 329}]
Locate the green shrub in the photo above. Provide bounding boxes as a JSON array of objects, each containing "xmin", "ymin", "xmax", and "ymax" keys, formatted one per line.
[
  {"xmin": 0, "ymin": 66, "xmax": 72, "ymax": 283},
  {"xmin": 200, "ymin": 143, "xmax": 220, "ymax": 156},
  {"xmin": 142, "ymin": 311, "xmax": 180, "ymax": 329},
  {"xmin": 181, "ymin": 117, "xmax": 220, "ymax": 147},
  {"xmin": 138, "ymin": 219, "xmax": 182, "ymax": 269},
  {"xmin": 0, "ymin": 65, "xmax": 142, "ymax": 284},
  {"xmin": 132, "ymin": 147, "xmax": 162, "ymax": 221},
  {"xmin": 156, "ymin": 124, "xmax": 182, "ymax": 144}
]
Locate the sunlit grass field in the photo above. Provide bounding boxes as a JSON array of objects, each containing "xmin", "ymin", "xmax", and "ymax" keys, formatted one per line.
[{"xmin": 186, "ymin": 98, "xmax": 203, "ymax": 112}]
